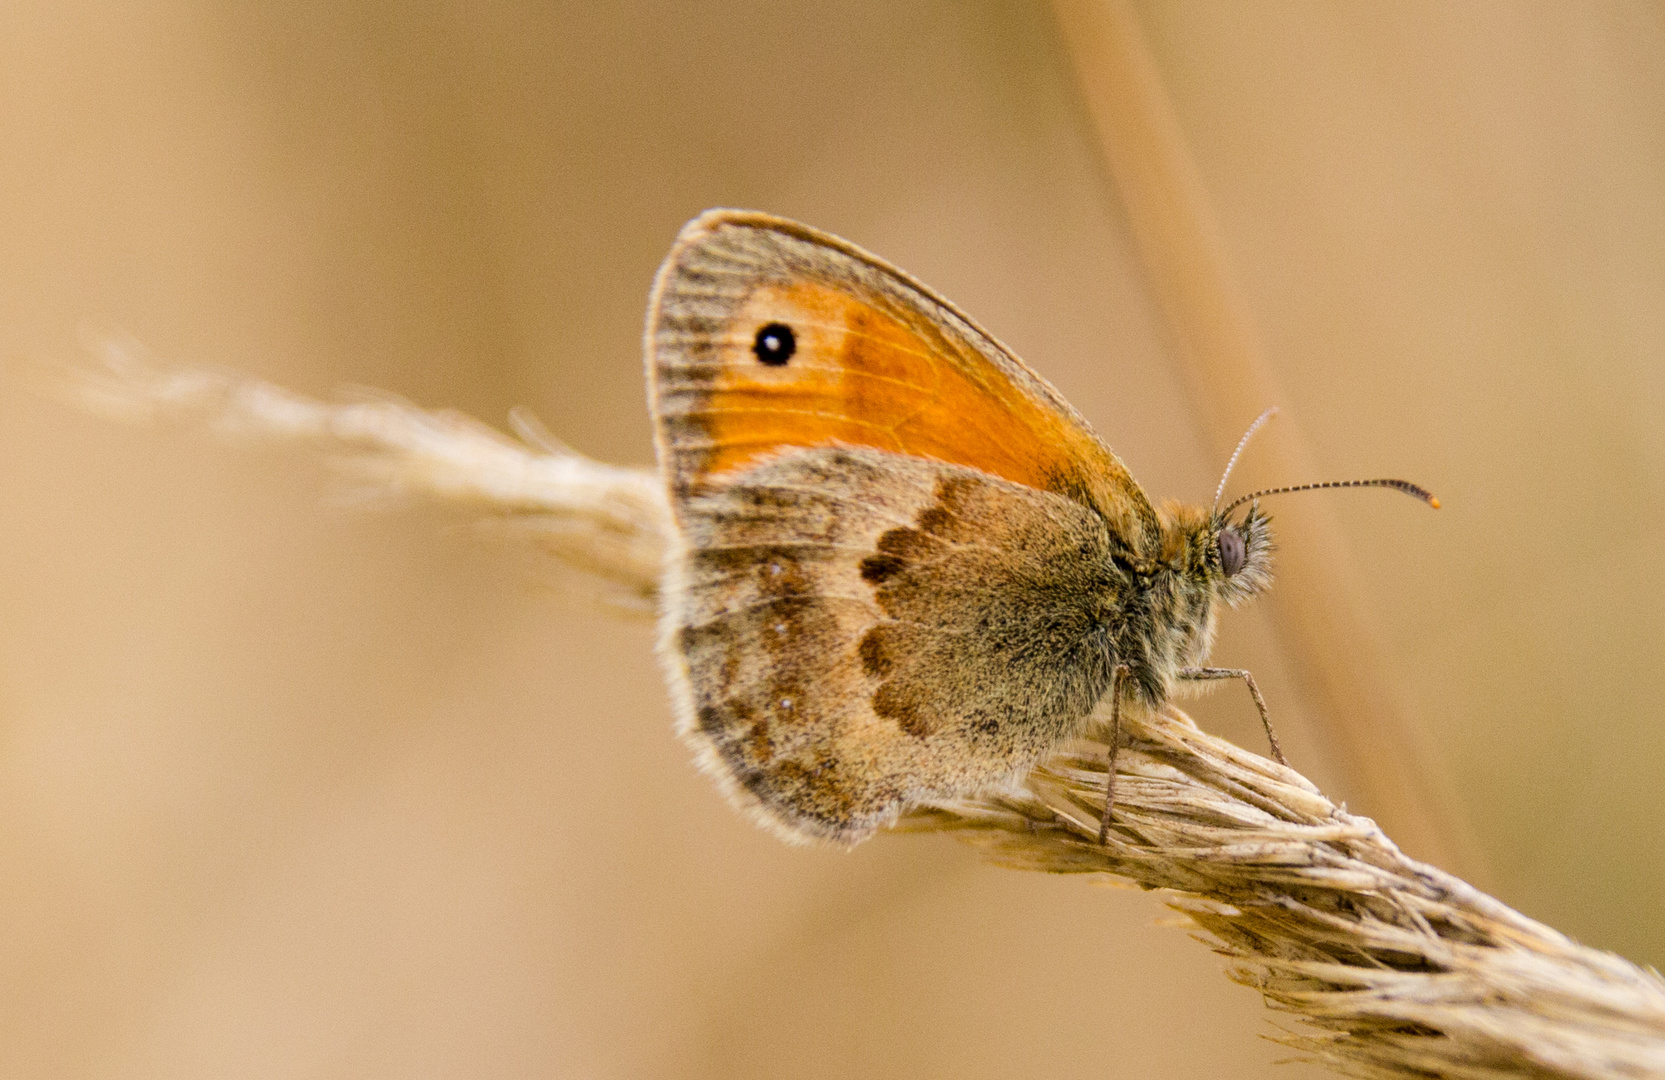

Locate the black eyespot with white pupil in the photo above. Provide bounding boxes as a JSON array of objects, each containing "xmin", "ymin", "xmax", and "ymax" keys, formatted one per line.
[
  {"xmin": 753, "ymin": 322, "xmax": 795, "ymax": 366},
  {"xmin": 1218, "ymin": 529, "xmax": 1246, "ymax": 577}
]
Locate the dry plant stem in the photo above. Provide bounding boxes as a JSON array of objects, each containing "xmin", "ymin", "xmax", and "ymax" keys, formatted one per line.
[
  {"xmin": 67, "ymin": 338, "xmax": 670, "ymax": 608},
  {"xmin": 908, "ymin": 724, "xmax": 1665, "ymax": 1080},
  {"xmin": 66, "ymin": 351, "xmax": 1665, "ymax": 1079}
]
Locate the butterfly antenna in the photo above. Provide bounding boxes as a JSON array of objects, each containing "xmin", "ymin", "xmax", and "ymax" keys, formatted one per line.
[
  {"xmin": 1220, "ymin": 478, "xmax": 1441, "ymax": 520},
  {"xmin": 1212, "ymin": 406, "xmax": 1279, "ymax": 511}
]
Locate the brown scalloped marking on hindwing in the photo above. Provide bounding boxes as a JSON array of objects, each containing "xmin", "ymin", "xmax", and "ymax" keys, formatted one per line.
[{"xmin": 853, "ymin": 474, "xmax": 988, "ymax": 739}]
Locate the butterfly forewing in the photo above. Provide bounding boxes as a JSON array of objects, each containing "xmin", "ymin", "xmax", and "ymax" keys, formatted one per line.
[{"xmin": 647, "ymin": 210, "xmax": 1156, "ymax": 543}]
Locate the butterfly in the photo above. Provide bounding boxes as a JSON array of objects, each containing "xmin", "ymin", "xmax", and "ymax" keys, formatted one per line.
[{"xmin": 645, "ymin": 209, "xmax": 1434, "ymax": 845}]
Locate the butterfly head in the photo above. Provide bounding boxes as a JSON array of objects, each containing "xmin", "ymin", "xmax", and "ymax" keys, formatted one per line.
[
  {"xmin": 1157, "ymin": 501, "xmax": 1275, "ymax": 612},
  {"xmin": 1209, "ymin": 502, "xmax": 1275, "ymax": 606},
  {"xmin": 1127, "ymin": 500, "xmax": 1276, "ymax": 699},
  {"xmin": 1197, "ymin": 406, "xmax": 1436, "ymax": 608}
]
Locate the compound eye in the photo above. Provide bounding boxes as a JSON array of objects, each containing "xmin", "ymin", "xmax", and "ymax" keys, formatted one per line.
[{"xmin": 1218, "ymin": 529, "xmax": 1246, "ymax": 577}]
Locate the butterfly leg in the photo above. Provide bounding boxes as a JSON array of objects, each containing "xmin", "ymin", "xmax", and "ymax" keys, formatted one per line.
[
  {"xmin": 1175, "ymin": 667, "xmax": 1288, "ymax": 766},
  {"xmin": 1098, "ymin": 664, "xmax": 1130, "ymax": 846}
]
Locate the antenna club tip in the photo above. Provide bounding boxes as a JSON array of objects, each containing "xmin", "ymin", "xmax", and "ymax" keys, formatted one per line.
[{"xmin": 1428, "ymin": 496, "xmax": 1441, "ymax": 509}]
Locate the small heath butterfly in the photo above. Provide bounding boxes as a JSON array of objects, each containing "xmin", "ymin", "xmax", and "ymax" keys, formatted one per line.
[{"xmin": 646, "ymin": 210, "xmax": 1434, "ymax": 845}]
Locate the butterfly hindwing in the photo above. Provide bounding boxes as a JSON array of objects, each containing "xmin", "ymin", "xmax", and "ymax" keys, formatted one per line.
[{"xmin": 664, "ymin": 446, "xmax": 1121, "ymax": 843}]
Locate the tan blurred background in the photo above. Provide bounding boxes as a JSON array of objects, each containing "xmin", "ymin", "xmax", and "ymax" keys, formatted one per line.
[{"xmin": 1, "ymin": 2, "xmax": 1662, "ymax": 1077}]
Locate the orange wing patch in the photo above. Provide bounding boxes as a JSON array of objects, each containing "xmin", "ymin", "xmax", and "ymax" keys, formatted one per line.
[
  {"xmin": 697, "ymin": 281, "xmax": 1082, "ymax": 490},
  {"xmin": 648, "ymin": 211, "xmax": 1156, "ymax": 550}
]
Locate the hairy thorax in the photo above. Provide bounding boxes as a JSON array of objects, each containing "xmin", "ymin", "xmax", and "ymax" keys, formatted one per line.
[
  {"xmin": 1114, "ymin": 567, "xmax": 1219, "ymax": 707},
  {"xmin": 1109, "ymin": 504, "xmax": 1231, "ymax": 708}
]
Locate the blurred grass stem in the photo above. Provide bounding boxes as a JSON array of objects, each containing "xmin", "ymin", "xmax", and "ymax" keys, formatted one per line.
[{"xmin": 1048, "ymin": 0, "xmax": 1481, "ymax": 877}]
